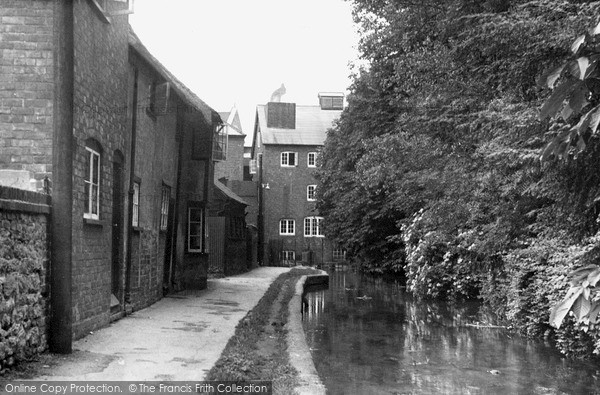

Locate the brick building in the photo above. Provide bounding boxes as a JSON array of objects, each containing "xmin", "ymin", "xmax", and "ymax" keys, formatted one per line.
[
  {"xmin": 210, "ymin": 108, "xmax": 256, "ymax": 274},
  {"xmin": 215, "ymin": 107, "xmax": 245, "ymax": 183},
  {"xmin": 128, "ymin": 28, "xmax": 221, "ymax": 300},
  {"xmin": 251, "ymin": 93, "xmax": 344, "ymax": 266},
  {"xmin": 0, "ymin": 0, "xmax": 222, "ymax": 354}
]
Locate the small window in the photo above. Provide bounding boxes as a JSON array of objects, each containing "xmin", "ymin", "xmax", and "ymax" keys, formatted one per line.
[
  {"xmin": 307, "ymin": 185, "xmax": 317, "ymax": 201},
  {"xmin": 319, "ymin": 94, "xmax": 344, "ymax": 110},
  {"xmin": 160, "ymin": 184, "xmax": 170, "ymax": 231},
  {"xmin": 307, "ymin": 152, "xmax": 317, "ymax": 167},
  {"xmin": 84, "ymin": 146, "xmax": 101, "ymax": 220},
  {"xmin": 213, "ymin": 123, "xmax": 227, "ymax": 161},
  {"xmin": 281, "ymin": 250, "xmax": 296, "ymax": 264},
  {"xmin": 147, "ymin": 81, "xmax": 157, "ymax": 116},
  {"xmin": 249, "ymin": 159, "xmax": 258, "ymax": 174},
  {"xmin": 304, "ymin": 216, "xmax": 324, "ymax": 237},
  {"xmin": 132, "ymin": 181, "xmax": 140, "ymax": 227},
  {"xmin": 188, "ymin": 206, "xmax": 205, "ymax": 253},
  {"xmin": 280, "ymin": 152, "xmax": 297, "ymax": 167},
  {"xmin": 279, "ymin": 219, "xmax": 295, "ymax": 235},
  {"xmin": 333, "ymin": 248, "xmax": 346, "ymax": 261}
]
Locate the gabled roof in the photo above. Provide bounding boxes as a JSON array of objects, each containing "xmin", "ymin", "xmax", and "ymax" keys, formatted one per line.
[
  {"xmin": 128, "ymin": 26, "xmax": 221, "ymax": 124},
  {"xmin": 214, "ymin": 181, "xmax": 248, "ymax": 206},
  {"xmin": 256, "ymin": 104, "xmax": 341, "ymax": 146},
  {"xmin": 218, "ymin": 111, "xmax": 245, "ymax": 138}
]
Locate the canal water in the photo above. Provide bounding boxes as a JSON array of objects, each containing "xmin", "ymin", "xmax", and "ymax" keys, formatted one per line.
[{"xmin": 302, "ymin": 270, "xmax": 600, "ymax": 395}]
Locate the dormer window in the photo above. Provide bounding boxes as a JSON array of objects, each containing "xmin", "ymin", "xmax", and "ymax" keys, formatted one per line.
[{"xmin": 318, "ymin": 93, "xmax": 344, "ymax": 110}]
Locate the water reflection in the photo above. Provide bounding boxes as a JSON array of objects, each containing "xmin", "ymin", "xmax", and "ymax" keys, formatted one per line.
[{"xmin": 302, "ymin": 271, "xmax": 600, "ymax": 395}]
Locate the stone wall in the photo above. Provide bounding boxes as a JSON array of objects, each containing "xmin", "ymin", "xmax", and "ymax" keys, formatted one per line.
[{"xmin": 0, "ymin": 186, "xmax": 51, "ymax": 369}]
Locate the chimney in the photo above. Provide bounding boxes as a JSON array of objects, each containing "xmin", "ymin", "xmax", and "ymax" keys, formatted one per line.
[{"xmin": 266, "ymin": 102, "xmax": 296, "ymax": 129}]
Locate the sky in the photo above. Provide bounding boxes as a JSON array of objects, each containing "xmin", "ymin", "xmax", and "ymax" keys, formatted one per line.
[{"xmin": 129, "ymin": 0, "xmax": 360, "ymax": 144}]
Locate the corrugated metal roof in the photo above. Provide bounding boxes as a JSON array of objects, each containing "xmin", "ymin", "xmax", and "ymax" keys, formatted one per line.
[
  {"xmin": 214, "ymin": 181, "xmax": 248, "ymax": 206},
  {"xmin": 256, "ymin": 104, "xmax": 341, "ymax": 146},
  {"xmin": 129, "ymin": 26, "xmax": 221, "ymax": 124}
]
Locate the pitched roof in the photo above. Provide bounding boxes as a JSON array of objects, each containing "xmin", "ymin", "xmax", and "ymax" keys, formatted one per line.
[
  {"xmin": 128, "ymin": 26, "xmax": 221, "ymax": 124},
  {"xmin": 219, "ymin": 109, "xmax": 245, "ymax": 137},
  {"xmin": 214, "ymin": 181, "xmax": 248, "ymax": 206},
  {"xmin": 256, "ymin": 104, "xmax": 341, "ymax": 146}
]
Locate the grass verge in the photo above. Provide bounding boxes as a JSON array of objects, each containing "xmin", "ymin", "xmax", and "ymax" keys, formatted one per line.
[{"xmin": 206, "ymin": 267, "xmax": 320, "ymax": 394}]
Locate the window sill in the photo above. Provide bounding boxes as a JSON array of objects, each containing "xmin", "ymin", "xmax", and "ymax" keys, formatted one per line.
[
  {"xmin": 132, "ymin": 225, "xmax": 142, "ymax": 232},
  {"xmin": 84, "ymin": 217, "xmax": 105, "ymax": 227}
]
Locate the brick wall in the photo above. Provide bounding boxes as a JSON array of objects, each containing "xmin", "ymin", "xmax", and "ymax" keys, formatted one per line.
[
  {"xmin": 228, "ymin": 180, "xmax": 258, "ymax": 226},
  {"xmin": 261, "ymin": 144, "xmax": 333, "ymax": 265},
  {"xmin": 0, "ymin": 186, "xmax": 51, "ymax": 369},
  {"xmin": 214, "ymin": 134, "xmax": 244, "ymax": 182},
  {"xmin": 126, "ymin": 58, "xmax": 180, "ymax": 309},
  {"xmin": 70, "ymin": 1, "xmax": 129, "ymax": 338},
  {"xmin": 0, "ymin": 0, "xmax": 55, "ymax": 190}
]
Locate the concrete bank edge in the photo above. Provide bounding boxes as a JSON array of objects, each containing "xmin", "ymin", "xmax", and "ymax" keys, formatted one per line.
[{"xmin": 287, "ymin": 271, "xmax": 328, "ymax": 395}]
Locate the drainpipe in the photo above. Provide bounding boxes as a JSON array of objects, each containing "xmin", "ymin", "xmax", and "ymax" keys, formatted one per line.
[
  {"xmin": 125, "ymin": 67, "xmax": 139, "ymax": 307},
  {"xmin": 257, "ymin": 153, "xmax": 264, "ymax": 266},
  {"xmin": 203, "ymin": 118, "xmax": 217, "ymax": 251},
  {"xmin": 169, "ymin": 109, "xmax": 184, "ymax": 290},
  {"xmin": 50, "ymin": 0, "xmax": 74, "ymax": 353}
]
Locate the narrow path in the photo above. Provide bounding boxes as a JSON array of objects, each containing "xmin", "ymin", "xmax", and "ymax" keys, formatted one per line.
[{"xmin": 32, "ymin": 267, "xmax": 290, "ymax": 381}]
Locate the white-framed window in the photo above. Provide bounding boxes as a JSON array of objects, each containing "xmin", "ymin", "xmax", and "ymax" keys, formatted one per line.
[
  {"xmin": 160, "ymin": 184, "xmax": 170, "ymax": 231},
  {"xmin": 307, "ymin": 152, "xmax": 317, "ymax": 167},
  {"xmin": 279, "ymin": 219, "xmax": 295, "ymax": 235},
  {"xmin": 132, "ymin": 181, "xmax": 140, "ymax": 227},
  {"xmin": 280, "ymin": 151, "xmax": 297, "ymax": 167},
  {"xmin": 281, "ymin": 250, "xmax": 296, "ymax": 263},
  {"xmin": 333, "ymin": 248, "xmax": 346, "ymax": 261},
  {"xmin": 188, "ymin": 206, "xmax": 205, "ymax": 252},
  {"xmin": 307, "ymin": 185, "xmax": 317, "ymax": 201},
  {"xmin": 84, "ymin": 146, "xmax": 101, "ymax": 220},
  {"xmin": 304, "ymin": 216, "xmax": 324, "ymax": 237}
]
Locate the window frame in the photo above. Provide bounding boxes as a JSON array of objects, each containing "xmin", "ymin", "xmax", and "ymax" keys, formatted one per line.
[
  {"xmin": 212, "ymin": 123, "xmax": 227, "ymax": 162},
  {"xmin": 279, "ymin": 219, "xmax": 295, "ymax": 236},
  {"xmin": 304, "ymin": 216, "xmax": 324, "ymax": 237},
  {"xmin": 280, "ymin": 151, "xmax": 297, "ymax": 167},
  {"xmin": 159, "ymin": 184, "xmax": 170, "ymax": 232},
  {"xmin": 187, "ymin": 205, "xmax": 205, "ymax": 253},
  {"xmin": 281, "ymin": 250, "xmax": 296, "ymax": 262},
  {"xmin": 132, "ymin": 180, "xmax": 140, "ymax": 227},
  {"xmin": 307, "ymin": 185, "xmax": 317, "ymax": 201},
  {"xmin": 84, "ymin": 146, "xmax": 101, "ymax": 220},
  {"xmin": 333, "ymin": 248, "xmax": 346, "ymax": 261},
  {"xmin": 307, "ymin": 152, "xmax": 317, "ymax": 168}
]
